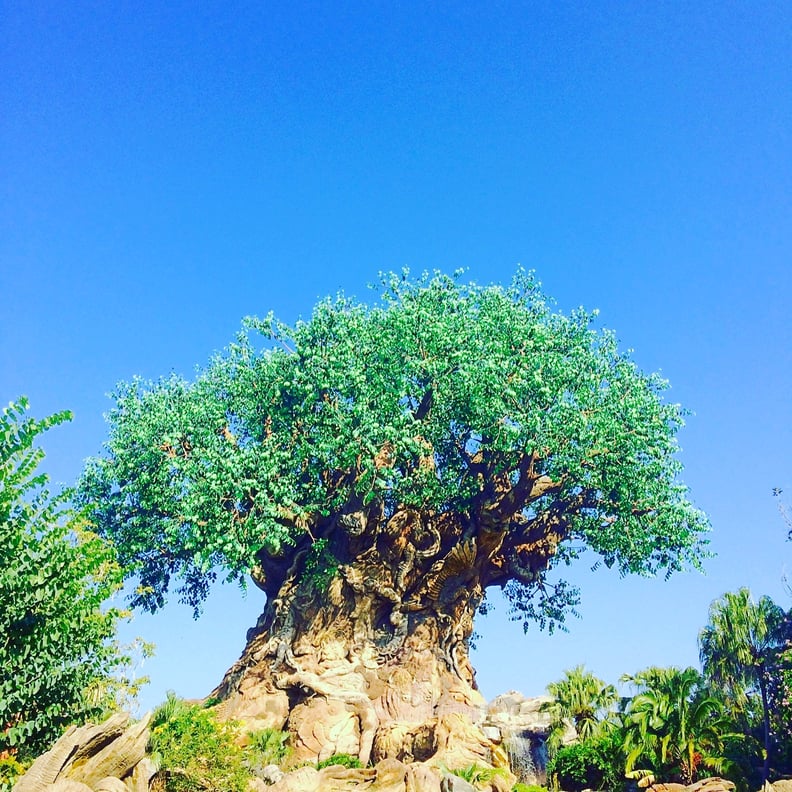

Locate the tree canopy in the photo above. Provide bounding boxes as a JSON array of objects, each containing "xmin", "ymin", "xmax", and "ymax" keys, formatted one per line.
[
  {"xmin": 79, "ymin": 271, "xmax": 709, "ymax": 624},
  {"xmin": 700, "ymin": 587, "xmax": 787, "ymax": 782},
  {"xmin": 541, "ymin": 665, "xmax": 617, "ymax": 752},
  {"xmin": 0, "ymin": 399, "xmax": 126, "ymax": 758}
]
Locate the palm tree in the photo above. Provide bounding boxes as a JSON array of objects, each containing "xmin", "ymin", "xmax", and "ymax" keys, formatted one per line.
[
  {"xmin": 699, "ymin": 588, "xmax": 786, "ymax": 784},
  {"xmin": 621, "ymin": 666, "xmax": 732, "ymax": 784},
  {"xmin": 541, "ymin": 665, "xmax": 618, "ymax": 753}
]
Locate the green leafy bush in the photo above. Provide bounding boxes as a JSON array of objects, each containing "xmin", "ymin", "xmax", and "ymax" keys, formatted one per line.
[
  {"xmin": 546, "ymin": 733, "xmax": 624, "ymax": 792},
  {"xmin": 0, "ymin": 398, "xmax": 129, "ymax": 759},
  {"xmin": 316, "ymin": 753, "xmax": 363, "ymax": 770},
  {"xmin": 446, "ymin": 763, "xmax": 508, "ymax": 789},
  {"xmin": 512, "ymin": 784, "xmax": 548, "ymax": 792},
  {"xmin": 0, "ymin": 755, "xmax": 28, "ymax": 792},
  {"xmin": 148, "ymin": 693, "xmax": 249, "ymax": 791},
  {"xmin": 247, "ymin": 727, "xmax": 289, "ymax": 767}
]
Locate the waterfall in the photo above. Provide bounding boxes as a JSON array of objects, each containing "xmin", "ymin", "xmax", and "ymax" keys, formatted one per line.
[{"xmin": 503, "ymin": 727, "xmax": 548, "ymax": 785}]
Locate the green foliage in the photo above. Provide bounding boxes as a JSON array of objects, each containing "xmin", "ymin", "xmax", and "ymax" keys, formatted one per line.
[
  {"xmin": 512, "ymin": 784, "xmax": 548, "ymax": 792},
  {"xmin": 541, "ymin": 665, "xmax": 618, "ymax": 754},
  {"xmin": 316, "ymin": 753, "xmax": 363, "ymax": 770},
  {"xmin": 546, "ymin": 731, "xmax": 625, "ymax": 792},
  {"xmin": 247, "ymin": 727, "xmax": 289, "ymax": 766},
  {"xmin": 621, "ymin": 666, "xmax": 732, "ymax": 784},
  {"xmin": 445, "ymin": 763, "xmax": 508, "ymax": 788},
  {"xmin": 79, "ymin": 271, "xmax": 709, "ymax": 624},
  {"xmin": 148, "ymin": 693, "xmax": 249, "ymax": 792},
  {"xmin": 301, "ymin": 537, "xmax": 338, "ymax": 590},
  {"xmin": 699, "ymin": 588, "xmax": 787, "ymax": 783},
  {"xmin": 0, "ymin": 398, "xmax": 129, "ymax": 759},
  {"xmin": 0, "ymin": 755, "xmax": 28, "ymax": 792}
]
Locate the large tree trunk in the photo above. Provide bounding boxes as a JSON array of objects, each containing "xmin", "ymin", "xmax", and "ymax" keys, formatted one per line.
[{"xmin": 211, "ymin": 501, "xmax": 560, "ymax": 771}]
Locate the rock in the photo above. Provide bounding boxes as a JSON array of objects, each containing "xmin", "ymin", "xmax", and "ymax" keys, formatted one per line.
[
  {"xmin": 267, "ymin": 765, "xmax": 320, "ymax": 792},
  {"xmin": 48, "ymin": 782, "xmax": 94, "ymax": 792},
  {"xmin": 405, "ymin": 764, "xmax": 442, "ymax": 792},
  {"xmin": 482, "ymin": 691, "xmax": 567, "ymax": 785},
  {"xmin": 648, "ymin": 784, "xmax": 686, "ymax": 792},
  {"xmin": 369, "ymin": 758, "xmax": 407, "ymax": 792},
  {"xmin": 767, "ymin": 783, "xmax": 792, "ymax": 792},
  {"xmin": 66, "ymin": 714, "xmax": 151, "ymax": 788},
  {"xmin": 14, "ymin": 714, "xmax": 134, "ymax": 792},
  {"xmin": 126, "ymin": 757, "xmax": 157, "ymax": 792},
  {"xmin": 431, "ymin": 713, "xmax": 503, "ymax": 773},
  {"xmin": 481, "ymin": 726, "xmax": 501, "ymax": 742},
  {"xmin": 64, "ymin": 714, "xmax": 131, "ymax": 773},
  {"xmin": 92, "ymin": 778, "xmax": 128, "ymax": 792},
  {"xmin": 14, "ymin": 725, "xmax": 102, "ymax": 792},
  {"xmin": 249, "ymin": 779, "xmax": 270, "ymax": 792},
  {"xmin": 316, "ymin": 765, "xmax": 376, "ymax": 790},
  {"xmin": 490, "ymin": 774, "xmax": 514, "ymax": 792},
  {"xmin": 686, "ymin": 778, "xmax": 736, "ymax": 792},
  {"xmin": 441, "ymin": 774, "xmax": 477, "ymax": 792},
  {"xmin": 259, "ymin": 764, "xmax": 285, "ymax": 784}
]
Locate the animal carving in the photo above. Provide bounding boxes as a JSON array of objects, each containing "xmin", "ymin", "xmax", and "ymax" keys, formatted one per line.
[{"xmin": 425, "ymin": 539, "xmax": 477, "ymax": 601}]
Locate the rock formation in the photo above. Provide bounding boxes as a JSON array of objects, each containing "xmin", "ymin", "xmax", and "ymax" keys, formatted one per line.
[
  {"xmin": 480, "ymin": 691, "xmax": 575, "ymax": 785},
  {"xmin": 13, "ymin": 713, "xmax": 154, "ymax": 792}
]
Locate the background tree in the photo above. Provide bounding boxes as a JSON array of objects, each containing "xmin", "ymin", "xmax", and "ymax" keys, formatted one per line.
[
  {"xmin": 0, "ymin": 399, "xmax": 127, "ymax": 759},
  {"xmin": 541, "ymin": 665, "xmax": 617, "ymax": 754},
  {"xmin": 621, "ymin": 666, "xmax": 731, "ymax": 785},
  {"xmin": 79, "ymin": 271, "xmax": 709, "ymax": 766},
  {"xmin": 699, "ymin": 588, "xmax": 786, "ymax": 783}
]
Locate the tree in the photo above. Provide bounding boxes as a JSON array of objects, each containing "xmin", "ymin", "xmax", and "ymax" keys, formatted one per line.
[
  {"xmin": 541, "ymin": 666, "xmax": 617, "ymax": 753},
  {"xmin": 622, "ymin": 667, "xmax": 731, "ymax": 784},
  {"xmin": 0, "ymin": 399, "xmax": 126, "ymax": 758},
  {"xmin": 699, "ymin": 588, "xmax": 787, "ymax": 783},
  {"xmin": 79, "ymin": 271, "xmax": 709, "ymax": 766}
]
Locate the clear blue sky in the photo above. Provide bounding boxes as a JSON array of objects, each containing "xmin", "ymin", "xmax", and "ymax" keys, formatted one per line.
[{"xmin": 2, "ymin": 1, "xmax": 791, "ymax": 713}]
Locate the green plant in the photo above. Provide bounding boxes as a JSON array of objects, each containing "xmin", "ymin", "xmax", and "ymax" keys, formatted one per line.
[
  {"xmin": 546, "ymin": 731, "xmax": 625, "ymax": 792},
  {"xmin": 0, "ymin": 398, "xmax": 130, "ymax": 759},
  {"xmin": 699, "ymin": 588, "xmax": 786, "ymax": 784},
  {"xmin": 512, "ymin": 784, "xmax": 548, "ymax": 792},
  {"xmin": 446, "ymin": 763, "xmax": 508, "ymax": 789},
  {"xmin": 316, "ymin": 753, "xmax": 363, "ymax": 770},
  {"xmin": 302, "ymin": 537, "xmax": 339, "ymax": 590},
  {"xmin": 248, "ymin": 727, "xmax": 289, "ymax": 766},
  {"xmin": 541, "ymin": 665, "xmax": 618, "ymax": 754},
  {"xmin": 0, "ymin": 755, "xmax": 28, "ymax": 792},
  {"xmin": 621, "ymin": 666, "xmax": 733, "ymax": 785},
  {"xmin": 148, "ymin": 693, "xmax": 249, "ymax": 791}
]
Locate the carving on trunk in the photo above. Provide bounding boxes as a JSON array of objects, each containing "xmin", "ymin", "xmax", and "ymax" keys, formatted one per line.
[{"xmin": 212, "ymin": 466, "xmax": 575, "ymax": 771}]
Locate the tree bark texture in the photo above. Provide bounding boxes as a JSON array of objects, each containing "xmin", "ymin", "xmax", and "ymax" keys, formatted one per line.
[{"xmin": 212, "ymin": 480, "xmax": 566, "ymax": 770}]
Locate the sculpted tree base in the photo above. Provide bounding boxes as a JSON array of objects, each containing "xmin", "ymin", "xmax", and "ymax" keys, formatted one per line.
[{"xmin": 209, "ymin": 509, "xmax": 528, "ymax": 778}]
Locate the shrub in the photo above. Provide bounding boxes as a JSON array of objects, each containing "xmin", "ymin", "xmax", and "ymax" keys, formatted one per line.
[
  {"xmin": 148, "ymin": 693, "xmax": 249, "ymax": 792},
  {"xmin": 512, "ymin": 784, "xmax": 549, "ymax": 792},
  {"xmin": 546, "ymin": 733, "xmax": 625, "ymax": 792},
  {"xmin": 0, "ymin": 399, "xmax": 129, "ymax": 759},
  {"xmin": 247, "ymin": 727, "xmax": 289, "ymax": 767},
  {"xmin": 316, "ymin": 753, "xmax": 363, "ymax": 770},
  {"xmin": 0, "ymin": 755, "xmax": 28, "ymax": 792},
  {"xmin": 446, "ymin": 763, "xmax": 509, "ymax": 789}
]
